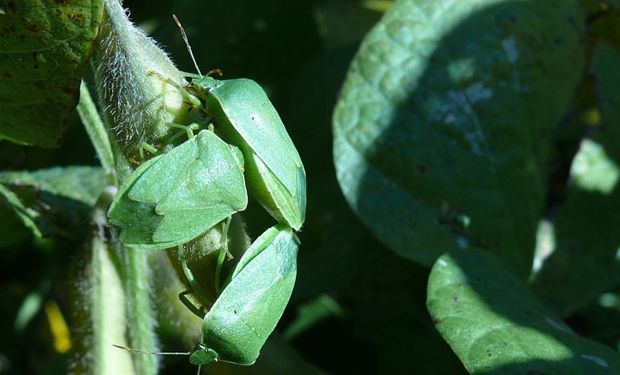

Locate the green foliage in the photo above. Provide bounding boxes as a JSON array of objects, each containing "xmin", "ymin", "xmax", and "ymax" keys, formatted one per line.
[
  {"xmin": 2, "ymin": 0, "xmax": 620, "ymax": 374},
  {"xmin": 331, "ymin": 0, "xmax": 620, "ymax": 372},
  {"xmin": 0, "ymin": 0, "xmax": 104, "ymax": 147},
  {"xmin": 532, "ymin": 44, "xmax": 620, "ymax": 316},
  {"xmin": 427, "ymin": 249, "xmax": 620, "ymax": 373},
  {"xmin": 0, "ymin": 167, "xmax": 107, "ymax": 237},
  {"xmin": 333, "ymin": 0, "xmax": 585, "ymax": 277}
]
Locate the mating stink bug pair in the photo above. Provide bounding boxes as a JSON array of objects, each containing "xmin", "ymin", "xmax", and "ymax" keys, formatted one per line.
[
  {"xmin": 108, "ymin": 76, "xmax": 307, "ymax": 247},
  {"xmin": 109, "ymin": 19, "xmax": 305, "ymax": 244},
  {"xmin": 107, "ymin": 16, "xmax": 306, "ymax": 369}
]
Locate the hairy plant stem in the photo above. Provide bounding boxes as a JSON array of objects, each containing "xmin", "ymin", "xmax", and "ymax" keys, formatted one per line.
[
  {"xmin": 121, "ymin": 246, "xmax": 160, "ymax": 374},
  {"xmin": 86, "ymin": 3, "xmax": 162, "ymax": 372},
  {"xmin": 79, "ymin": 47, "xmax": 160, "ymax": 375},
  {"xmin": 90, "ymin": 188, "xmax": 135, "ymax": 374},
  {"xmin": 70, "ymin": 187, "xmax": 135, "ymax": 375}
]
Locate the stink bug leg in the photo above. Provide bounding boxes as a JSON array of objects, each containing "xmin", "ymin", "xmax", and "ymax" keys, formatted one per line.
[
  {"xmin": 214, "ymin": 216, "xmax": 232, "ymax": 294},
  {"xmin": 178, "ymin": 289, "xmax": 206, "ymax": 318},
  {"xmin": 138, "ymin": 142, "xmax": 158, "ymax": 160},
  {"xmin": 177, "ymin": 244, "xmax": 212, "ymax": 315},
  {"xmin": 147, "ymin": 70, "xmax": 202, "ymax": 108},
  {"xmin": 164, "ymin": 122, "xmax": 199, "ymax": 144}
]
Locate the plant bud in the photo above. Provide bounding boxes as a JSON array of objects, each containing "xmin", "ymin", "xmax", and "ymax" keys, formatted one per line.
[{"xmin": 94, "ymin": 0, "xmax": 197, "ymax": 161}]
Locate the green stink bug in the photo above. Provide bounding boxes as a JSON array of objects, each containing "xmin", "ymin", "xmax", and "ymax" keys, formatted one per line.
[
  {"xmin": 114, "ymin": 224, "xmax": 299, "ymax": 368},
  {"xmin": 189, "ymin": 224, "xmax": 299, "ymax": 366},
  {"xmin": 145, "ymin": 16, "xmax": 306, "ymax": 230},
  {"xmin": 189, "ymin": 77, "xmax": 306, "ymax": 231},
  {"xmin": 108, "ymin": 129, "xmax": 248, "ymax": 249},
  {"xmin": 168, "ymin": 16, "xmax": 306, "ymax": 230}
]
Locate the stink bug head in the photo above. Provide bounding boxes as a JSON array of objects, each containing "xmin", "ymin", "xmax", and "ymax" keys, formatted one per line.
[
  {"xmin": 189, "ymin": 344, "xmax": 218, "ymax": 365},
  {"xmin": 191, "ymin": 76, "xmax": 221, "ymax": 94}
]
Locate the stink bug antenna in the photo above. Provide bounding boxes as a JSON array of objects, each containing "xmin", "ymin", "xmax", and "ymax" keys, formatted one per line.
[
  {"xmin": 113, "ymin": 344, "xmax": 190, "ymax": 357},
  {"xmin": 172, "ymin": 14, "xmax": 203, "ymax": 76}
]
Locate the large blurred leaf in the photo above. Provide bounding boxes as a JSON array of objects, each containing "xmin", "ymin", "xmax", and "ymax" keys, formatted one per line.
[
  {"xmin": 0, "ymin": 203, "xmax": 31, "ymax": 248},
  {"xmin": 427, "ymin": 249, "xmax": 620, "ymax": 373},
  {"xmin": 333, "ymin": 0, "xmax": 585, "ymax": 277},
  {"xmin": 573, "ymin": 295, "xmax": 620, "ymax": 350},
  {"xmin": 0, "ymin": 0, "xmax": 104, "ymax": 147},
  {"xmin": 586, "ymin": 3, "xmax": 620, "ymax": 55},
  {"xmin": 593, "ymin": 45, "xmax": 620, "ymax": 153},
  {"xmin": 532, "ymin": 44, "xmax": 620, "ymax": 316},
  {"xmin": 0, "ymin": 167, "xmax": 107, "ymax": 237}
]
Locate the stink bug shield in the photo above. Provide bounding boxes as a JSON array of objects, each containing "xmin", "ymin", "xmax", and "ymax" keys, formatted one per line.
[
  {"xmin": 191, "ymin": 76, "xmax": 307, "ymax": 230},
  {"xmin": 108, "ymin": 130, "xmax": 248, "ymax": 249},
  {"xmin": 189, "ymin": 225, "xmax": 299, "ymax": 365}
]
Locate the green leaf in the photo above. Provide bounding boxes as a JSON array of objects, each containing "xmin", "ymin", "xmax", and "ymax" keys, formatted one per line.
[
  {"xmin": 333, "ymin": 0, "xmax": 585, "ymax": 276},
  {"xmin": 0, "ymin": 166, "xmax": 107, "ymax": 237},
  {"xmin": 532, "ymin": 44, "xmax": 620, "ymax": 315},
  {"xmin": 427, "ymin": 249, "xmax": 620, "ymax": 374},
  {"xmin": 0, "ymin": 0, "xmax": 104, "ymax": 147},
  {"xmin": 283, "ymin": 295, "xmax": 345, "ymax": 340}
]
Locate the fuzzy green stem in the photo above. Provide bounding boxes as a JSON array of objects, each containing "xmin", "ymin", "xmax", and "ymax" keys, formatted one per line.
[
  {"xmin": 122, "ymin": 246, "xmax": 160, "ymax": 375},
  {"xmin": 85, "ymin": 187, "xmax": 135, "ymax": 375},
  {"xmin": 77, "ymin": 81, "xmax": 116, "ymax": 183}
]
